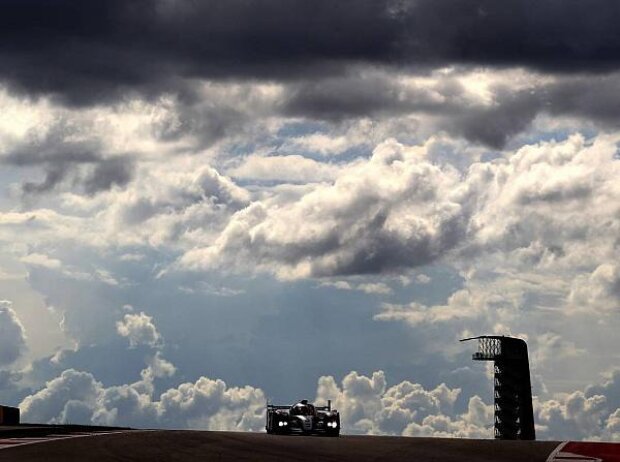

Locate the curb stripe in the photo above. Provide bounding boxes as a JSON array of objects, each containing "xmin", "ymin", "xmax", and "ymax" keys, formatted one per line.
[{"xmin": 0, "ymin": 430, "xmax": 132, "ymax": 451}]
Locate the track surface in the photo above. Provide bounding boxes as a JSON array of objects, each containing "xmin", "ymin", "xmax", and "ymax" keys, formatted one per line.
[{"xmin": 0, "ymin": 430, "xmax": 561, "ymax": 462}]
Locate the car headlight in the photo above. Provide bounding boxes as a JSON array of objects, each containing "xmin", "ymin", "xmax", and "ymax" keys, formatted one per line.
[{"xmin": 278, "ymin": 421, "xmax": 283, "ymax": 427}]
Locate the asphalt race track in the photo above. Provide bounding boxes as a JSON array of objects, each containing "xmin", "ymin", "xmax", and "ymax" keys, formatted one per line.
[{"xmin": 0, "ymin": 430, "xmax": 562, "ymax": 462}]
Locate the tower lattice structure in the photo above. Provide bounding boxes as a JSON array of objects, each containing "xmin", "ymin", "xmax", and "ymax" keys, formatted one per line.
[{"xmin": 462, "ymin": 336, "xmax": 535, "ymax": 440}]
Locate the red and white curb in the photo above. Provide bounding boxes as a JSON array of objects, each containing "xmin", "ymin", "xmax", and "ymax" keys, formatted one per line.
[
  {"xmin": 547, "ymin": 441, "xmax": 620, "ymax": 462},
  {"xmin": 0, "ymin": 431, "xmax": 131, "ymax": 450}
]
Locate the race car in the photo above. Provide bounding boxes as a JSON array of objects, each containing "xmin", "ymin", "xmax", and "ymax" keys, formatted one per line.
[{"xmin": 266, "ymin": 399, "xmax": 340, "ymax": 436}]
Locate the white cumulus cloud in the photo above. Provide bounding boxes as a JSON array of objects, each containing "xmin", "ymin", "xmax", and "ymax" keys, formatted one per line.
[
  {"xmin": 179, "ymin": 138, "xmax": 465, "ymax": 279},
  {"xmin": 116, "ymin": 312, "xmax": 161, "ymax": 348},
  {"xmin": 20, "ymin": 363, "xmax": 265, "ymax": 431}
]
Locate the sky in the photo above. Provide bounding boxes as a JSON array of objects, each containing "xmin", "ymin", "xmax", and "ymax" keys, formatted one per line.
[{"xmin": 1, "ymin": 0, "xmax": 620, "ymax": 440}]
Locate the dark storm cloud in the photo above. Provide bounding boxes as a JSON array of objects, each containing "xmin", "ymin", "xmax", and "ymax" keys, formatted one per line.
[
  {"xmin": 400, "ymin": 0, "xmax": 620, "ymax": 72},
  {"xmin": 21, "ymin": 164, "xmax": 70, "ymax": 195},
  {"xmin": 446, "ymin": 88, "xmax": 543, "ymax": 149},
  {"xmin": 3, "ymin": 0, "xmax": 620, "ymax": 106},
  {"xmin": 283, "ymin": 72, "xmax": 462, "ymax": 120},
  {"xmin": 19, "ymin": 155, "xmax": 134, "ymax": 195},
  {"xmin": 0, "ymin": 0, "xmax": 394, "ymax": 105},
  {"xmin": 470, "ymin": 74, "xmax": 620, "ymax": 147},
  {"xmin": 82, "ymin": 157, "xmax": 135, "ymax": 195},
  {"xmin": 2, "ymin": 123, "xmax": 135, "ymax": 195},
  {"xmin": 5, "ymin": 1, "xmax": 620, "ymax": 149},
  {"xmin": 281, "ymin": 73, "xmax": 543, "ymax": 148},
  {"xmin": 3, "ymin": 125, "xmax": 102, "ymax": 167},
  {"xmin": 546, "ymin": 74, "xmax": 620, "ymax": 124},
  {"xmin": 284, "ymin": 71, "xmax": 620, "ymax": 148}
]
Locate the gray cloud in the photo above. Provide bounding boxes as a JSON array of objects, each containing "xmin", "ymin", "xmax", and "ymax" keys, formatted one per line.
[
  {"xmin": 19, "ymin": 157, "xmax": 134, "ymax": 196},
  {"xmin": 281, "ymin": 71, "xmax": 620, "ymax": 148},
  {"xmin": 282, "ymin": 72, "xmax": 445, "ymax": 120},
  {"xmin": 18, "ymin": 156, "xmax": 134, "ymax": 196},
  {"xmin": 445, "ymin": 88, "xmax": 542, "ymax": 149},
  {"xmin": 21, "ymin": 164, "xmax": 68, "ymax": 195},
  {"xmin": 2, "ymin": 120, "xmax": 135, "ymax": 195},
  {"xmin": 0, "ymin": 300, "xmax": 27, "ymax": 366},
  {"xmin": 83, "ymin": 157, "xmax": 135, "ymax": 195},
  {"xmin": 588, "ymin": 370, "xmax": 620, "ymax": 405},
  {"xmin": 546, "ymin": 73, "xmax": 620, "ymax": 125}
]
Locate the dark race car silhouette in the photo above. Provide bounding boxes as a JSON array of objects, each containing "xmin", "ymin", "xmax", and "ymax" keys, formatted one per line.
[{"xmin": 266, "ymin": 399, "xmax": 340, "ymax": 436}]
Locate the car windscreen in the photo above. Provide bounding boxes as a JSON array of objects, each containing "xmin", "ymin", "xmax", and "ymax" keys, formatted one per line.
[{"xmin": 291, "ymin": 405, "xmax": 314, "ymax": 416}]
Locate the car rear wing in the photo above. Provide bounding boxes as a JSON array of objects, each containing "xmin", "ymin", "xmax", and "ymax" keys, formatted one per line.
[
  {"xmin": 267, "ymin": 400, "xmax": 332, "ymax": 411},
  {"xmin": 266, "ymin": 404, "xmax": 290, "ymax": 410}
]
